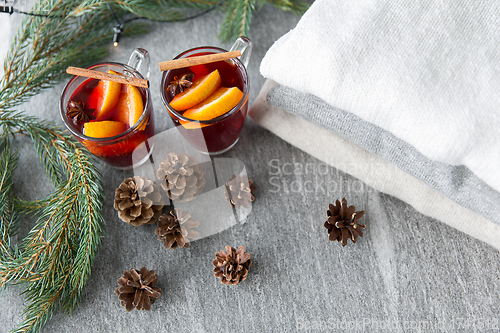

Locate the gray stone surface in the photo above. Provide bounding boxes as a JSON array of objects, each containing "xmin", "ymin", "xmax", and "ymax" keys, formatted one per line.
[{"xmin": 1, "ymin": 4, "xmax": 500, "ymax": 333}]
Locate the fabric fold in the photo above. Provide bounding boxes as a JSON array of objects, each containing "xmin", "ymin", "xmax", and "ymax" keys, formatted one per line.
[
  {"xmin": 260, "ymin": 0, "xmax": 500, "ymax": 193},
  {"xmin": 266, "ymin": 84, "xmax": 500, "ymax": 227},
  {"xmin": 249, "ymin": 80, "xmax": 500, "ymax": 250}
]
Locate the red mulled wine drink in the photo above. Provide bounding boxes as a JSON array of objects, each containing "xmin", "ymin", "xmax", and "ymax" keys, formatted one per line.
[
  {"xmin": 60, "ymin": 61, "xmax": 154, "ymax": 169},
  {"xmin": 160, "ymin": 41, "xmax": 251, "ymax": 155}
]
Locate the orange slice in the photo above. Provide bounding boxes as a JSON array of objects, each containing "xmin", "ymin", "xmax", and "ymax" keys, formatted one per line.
[
  {"xmin": 114, "ymin": 84, "xmax": 146, "ymax": 130},
  {"xmin": 169, "ymin": 70, "xmax": 221, "ymax": 111},
  {"xmin": 83, "ymin": 120, "xmax": 127, "ymax": 138},
  {"xmin": 94, "ymin": 71, "xmax": 122, "ymax": 120},
  {"xmin": 182, "ymin": 87, "xmax": 243, "ymax": 121}
]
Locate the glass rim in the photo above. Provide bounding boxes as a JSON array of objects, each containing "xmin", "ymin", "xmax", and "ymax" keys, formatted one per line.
[
  {"xmin": 160, "ymin": 46, "xmax": 249, "ymax": 124},
  {"xmin": 60, "ymin": 61, "xmax": 151, "ymax": 143}
]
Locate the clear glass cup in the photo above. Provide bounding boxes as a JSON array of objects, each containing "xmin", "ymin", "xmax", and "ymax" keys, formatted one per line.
[
  {"xmin": 60, "ymin": 49, "xmax": 154, "ymax": 169},
  {"xmin": 160, "ymin": 37, "xmax": 252, "ymax": 155}
]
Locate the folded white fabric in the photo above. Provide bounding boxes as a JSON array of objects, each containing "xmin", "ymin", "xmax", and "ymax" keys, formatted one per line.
[
  {"xmin": 249, "ymin": 80, "xmax": 500, "ymax": 250},
  {"xmin": 266, "ymin": 83, "xmax": 500, "ymax": 227},
  {"xmin": 260, "ymin": 0, "xmax": 500, "ymax": 193}
]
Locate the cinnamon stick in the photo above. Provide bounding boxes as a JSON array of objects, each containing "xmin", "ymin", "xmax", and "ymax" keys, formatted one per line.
[
  {"xmin": 66, "ymin": 67, "xmax": 149, "ymax": 88},
  {"xmin": 158, "ymin": 50, "xmax": 241, "ymax": 72}
]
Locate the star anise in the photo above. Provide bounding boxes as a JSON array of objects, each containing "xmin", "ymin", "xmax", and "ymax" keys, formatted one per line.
[
  {"xmin": 167, "ymin": 73, "xmax": 194, "ymax": 96},
  {"xmin": 66, "ymin": 100, "xmax": 95, "ymax": 125}
]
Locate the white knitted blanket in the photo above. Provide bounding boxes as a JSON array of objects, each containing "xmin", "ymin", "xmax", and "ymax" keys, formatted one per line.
[{"xmin": 260, "ymin": 0, "xmax": 500, "ymax": 193}]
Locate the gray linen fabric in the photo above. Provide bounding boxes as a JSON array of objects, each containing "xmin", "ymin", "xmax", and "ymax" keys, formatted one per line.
[{"xmin": 267, "ymin": 85, "xmax": 500, "ymax": 226}]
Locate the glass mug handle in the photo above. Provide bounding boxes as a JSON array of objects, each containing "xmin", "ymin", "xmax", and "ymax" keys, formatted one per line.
[
  {"xmin": 127, "ymin": 48, "xmax": 150, "ymax": 80},
  {"xmin": 229, "ymin": 37, "xmax": 252, "ymax": 68}
]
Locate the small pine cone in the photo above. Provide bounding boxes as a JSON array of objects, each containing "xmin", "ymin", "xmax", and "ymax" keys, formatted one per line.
[
  {"xmin": 114, "ymin": 176, "xmax": 164, "ymax": 226},
  {"xmin": 223, "ymin": 174, "xmax": 256, "ymax": 209},
  {"xmin": 324, "ymin": 198, "xmax": 366, "ymax": 246},
  {"xmin": 155, "ymin": 209, "xmax": 199, "ymax": 249},
  {"xmin": 114, "ymin": 267, "xmax": 162, "ymax": 311},
  {"xmin": 156, "ymin": 153, "xmax": 206, "ymax": 202},
  {"xmin": 212, "ymin": 246, "xmax": 251, "ymax": 285}
]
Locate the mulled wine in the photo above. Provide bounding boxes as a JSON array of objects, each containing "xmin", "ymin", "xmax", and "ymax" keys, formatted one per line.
[
  {"xmin": 64, "ymin": 74, "xmax": 154, "ymax": 169},
  {"xmin": 161, "ymin": 48, "xmax": 249, "ymax": 155}
]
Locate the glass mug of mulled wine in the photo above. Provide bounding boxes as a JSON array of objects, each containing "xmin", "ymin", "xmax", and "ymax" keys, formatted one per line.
[
  {"xmin": 160, "ymin": 37, "xmax": 252, "ymax": 155},
  {"xmin": 60, "ymin": 48, "xmax": 154, "ymax": 169}
]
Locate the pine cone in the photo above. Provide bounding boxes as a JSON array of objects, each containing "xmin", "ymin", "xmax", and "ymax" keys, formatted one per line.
[
  {"xmin": 155, "ymin": 209, "xmax": 199, "ymax": 249},
  {"xmin": 114, "ymin": 267, "xmax": 162, "ymax": 311},
  {"xmin": 223, "ymin": 174, "xmax": 256, "ymax": 208},
  {"xmin": 156, "ymin": 153, "xmax": 205, "ymax": 202},
  {"xmin": 114, "ymin": 176, "xmax": 164, "ymax": 226},
  {"xmin": 324, "ymin": 198, "xmax": 366, "ymax": 246},
  {"xmin": 212, "ymin": 246, "xmax": 251, "ymax": 285}
]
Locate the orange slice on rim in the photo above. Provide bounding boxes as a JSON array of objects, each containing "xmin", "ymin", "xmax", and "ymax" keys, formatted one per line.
[
  {"xmin": 182, "ymin": 87, "xmax": 244, "ymax": 121},
  {"xmin": 169, "ymin": 70, "xmax": 221, "ymax": 111}
]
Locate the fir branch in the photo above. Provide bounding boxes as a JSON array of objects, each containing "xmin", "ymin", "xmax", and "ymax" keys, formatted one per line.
[
  {"xmin": 218, "ymin": 0, "xmax": 242, "ymax": 42},
  {"xmin": 0, "ymin": 1, "xmax": 111, "ymax": 332},
  {"xmin": 65, "ymin": 146, "xmax": 105, "ymax": 310},
  {"xmin": 3, "ymin": 112, "xmax": 69, "ymax": 184},
  {"xmin": 0, "ymin": 114, "xmax": 105, "ymax": 332},
  {"xmin": 267, "ymin": 0, "xmax": 310, "ymax": 15},
  {"xmin": 218, "ymin": 0, "xmax": 309, "ymax": 42},
  {"xmin": 114, "ymin": 0, "xmax": 190, "ymax": 21},
  {"xmin": 0, "ymin": 136, "xmax": 20, "ymax": 272},
  {"xmin": 236, "ymin": 0, "xmax": 253, "ymax": 39},
  {"xmin": 0, "ymin": 4, "xmax": 113, "ymax": 111},
  {"xmin": 0, "ymin": 1, "xmax": 146, "ymax": 113}
]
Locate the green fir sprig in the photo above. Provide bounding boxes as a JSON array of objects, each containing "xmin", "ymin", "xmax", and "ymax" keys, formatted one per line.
[
  {"xmin": 0, "ymin": 2, "xmax": 127, "ymax": 332},
  {"xmin": 218, "ymin": 0, "xmax": 310, "ymax": 41},
  {"xmin": 0, "ymin": 0, "xmax": 308, "ymax": 332}
]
